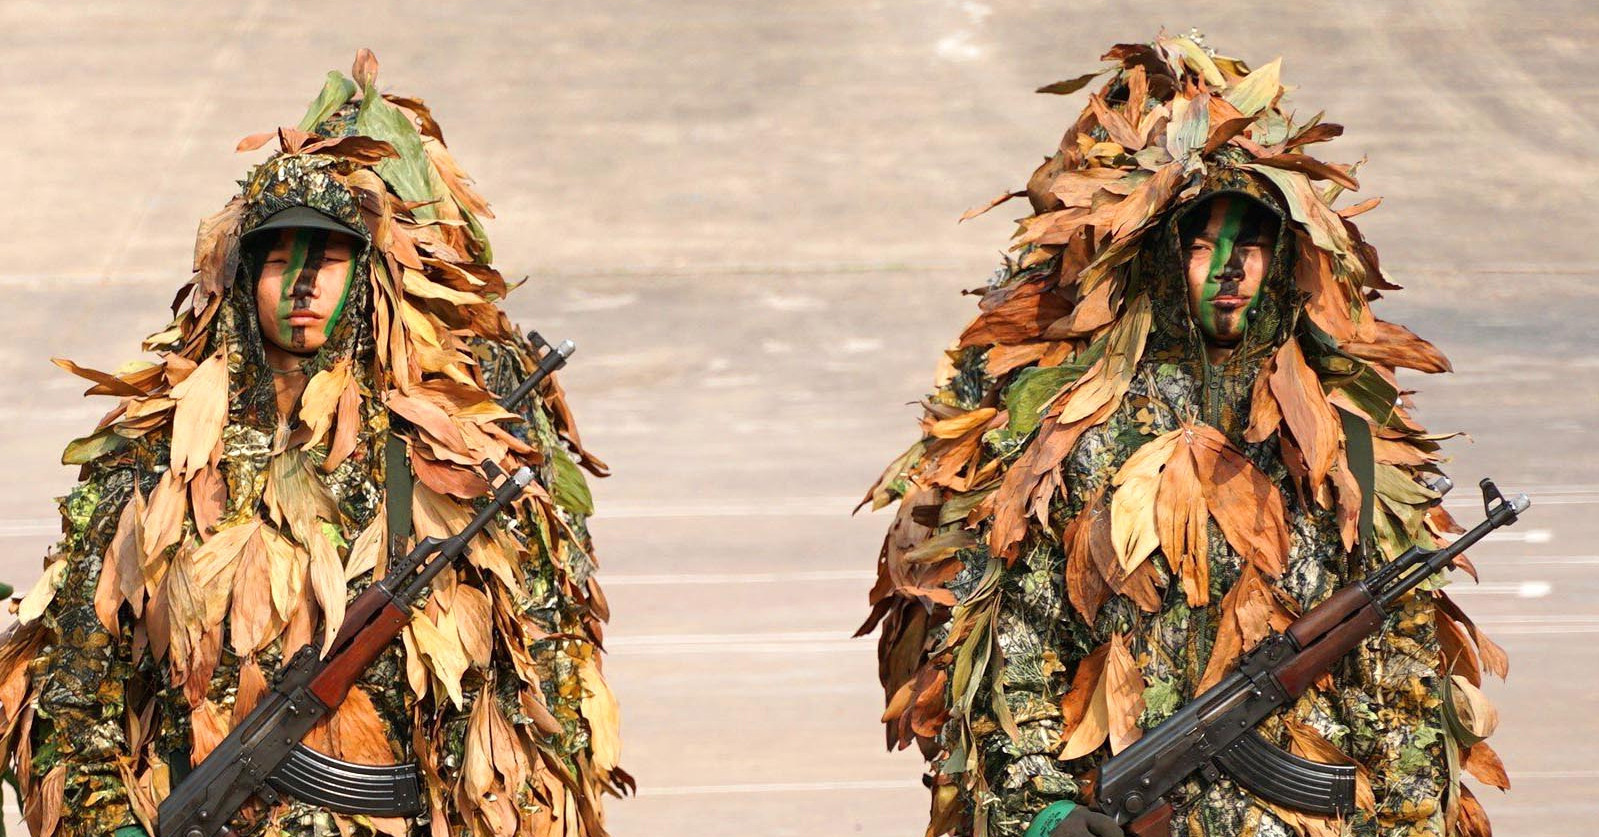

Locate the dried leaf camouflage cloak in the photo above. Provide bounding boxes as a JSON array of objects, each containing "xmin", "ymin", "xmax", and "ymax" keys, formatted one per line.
[
  {"xmin": 861, "ymin": 34, "xmax": 1507, "ymax": 837},
  {"xmin": 0, "ymin": 52, "xmax": 628, "ymax": 837}
]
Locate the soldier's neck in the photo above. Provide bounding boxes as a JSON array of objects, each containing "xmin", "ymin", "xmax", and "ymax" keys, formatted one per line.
[
  {"xmin": 1204, "ymin": 343, "xmax": 1236, "ymax": 366},
  {"xmin": 263, "ymin": 343, "xmax": 312, "ymax": 420}
]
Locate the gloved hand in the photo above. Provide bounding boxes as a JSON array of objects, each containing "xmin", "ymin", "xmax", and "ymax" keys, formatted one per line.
[
  {"xmin": 113, "ymin": 826, "xmax": 151, "ymax": 837},
  {"xmin": 1024, "ymin": 800, "xmax": 1126, "ymax": 837}
]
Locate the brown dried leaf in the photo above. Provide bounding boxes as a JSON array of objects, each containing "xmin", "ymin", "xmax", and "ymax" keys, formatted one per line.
[
  {"xmin": 1455, "ymin": 784, "xmax": 1493, "ymax": 837},
  {"xmin": 409, "ymin": 612, "xmax": 469, "ymax": 708},
  {"xmin": 1089, "ymin": 94, "xmax": 1144, "ymax": 150},
  {"xmin": 1436, "ymin": 607, "xmax": 1482, "ymax": 686},
  {"xmin": 958, "ymin": 283, "xmax": 1073, "ymax": 348},
  {"xmin": 299, "ymin": 359, "xmax": 353, "ymax": 451},
  {"xmin": 300, "ymin": 134, "xmax": 398, "ymax": 165},
  {"xmin": 168, "ymin": 353, "xmax": 228, "ymax": 480},
  {"xmin": 1268, "ymin": 340, "xmax": 1341, "ymax": 496},
  {"xmin": 227, "ymin": 524, "xmax": 278, "ymax": 654},
  {"xmin": 1197, "ymin": 565, "xmax": 1294, "ymax": 691},
  {"xmin": 1110, "ymin": 429, "xmax": 1181, "ymax": 576},
  {"xmin": 1450, "ymin": 675, "xmax": 1499, "ymax": 740},
  {"xmin": 51, "ymin": 357, "xmax": 148, "ymax": 397},
  {"xmin": 960, "ymin": 190, "xmax": 1027, "ymax": 223},
  {"xmin": 307, "ymin": 529, "xmax": 346, "ymax": 653},
  {"xmin": 580, "ymin": 656, "xmax": 622, "ymax": 774},
  {"xmin": 1463, "ymin": 740, "xmax": 1510, "ymax": 790},
  {"xmin": 387, "ymin": 392, "xmax": 469, "ymax": 452},
  {"xmin": 189, "ymin": 699, "xmax": 231, "ymax": 764},
  {"xmin": 140, "ymin": 470, "xmax": 188, "ymax": 573},
  {"xmin": 261, "ymin": 525, "xmax": 307, "ymax": 624},
  {"xmin": 188, "ymin": 461, "xmax": 226, "ymax": 540},
  {"xmin": 1059, "ymin": 644, "xmax": 1110, "ymax": 760},
  {"xmin": 232, "ymin": 659, "xmax": 269, "ymax": 726},
  {"xmin": 1155, "ymin": 437, "xmax": 1209, "ymax": 606},
  {"xmin": 235, "ymin": 131, "xmax": 276, "ymax": 152},
  {"xmin": 1436, "ymin": 592, "xmax": 1509, "ymax": 679},
  {"xmin": 1253, "ymin": 154, "xmax": 1360, "ymax": 191},
  {"xmin": 929, "ymin": 407, "xmax": 998, "ymax": 440},
  {"xmin": 452, "ymin": 584, "xmax": 494, "ymax": 668},
  {"xmin": 319, "ymin": 685, "xmax": 397, "ymax": 764},
  {"xmin": 1342, "ymin": 319, "xmax": 1452, "ymax": 374},
  {"xmin": 1058, "ymin": 642, "xmax": 1109, "ymax": 737},
  {"xmin": 351, "ymin": 48, "xmax": 380, "ymax": 89},
  {"xmin": 1104, "ymin": 632, "xmax": 1145, "ymax": 753},
  {"xmin": 1063, "ymin": 501, "xmax": 1111, "ymax": 623},
  {"xmin": 25, "ymin": 763, "xmax": 65, "ymax": 837},
  {"xmin": 344, "ymin": 516, "xmax": 385, "ymax": 582},
  {"xmin": 1190, "ymin": 426, "xmax": 1290, "ymax": 576}
]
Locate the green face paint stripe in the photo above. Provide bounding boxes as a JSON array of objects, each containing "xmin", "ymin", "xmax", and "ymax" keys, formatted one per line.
[
  {"xmin": 1205, "ymin": 199, "xmax": 1247, "ymax": 284},
  {"xmin": 274, "ymin": 229, "xmax": 316, "ymax": 345},
  {"xmin": 322, "ymin": 255, "xmax": 357, "ymax": 338},
  {"xmin": 1198, "ymin": 199, "xmax": 1257, "ymax": 339}
]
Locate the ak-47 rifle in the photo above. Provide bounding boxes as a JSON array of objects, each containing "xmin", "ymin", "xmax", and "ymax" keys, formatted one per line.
[
  {"xmin": 158, "ymin": 336, "xmax": 576, "ymax": 837},
  {"xmin": 1090, "ymin": 478, "xmax": 1529, "ymax": 837}
]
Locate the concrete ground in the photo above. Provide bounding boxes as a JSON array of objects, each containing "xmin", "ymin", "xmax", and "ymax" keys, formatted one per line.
[{"xmin": 0, "ymin": 1, "xmax": 1595, "ymax": 835}]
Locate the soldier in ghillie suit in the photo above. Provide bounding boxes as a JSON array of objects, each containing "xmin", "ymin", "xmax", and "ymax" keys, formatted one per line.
[
  {"xmin": 860, "ymin": 33, "xmax": 1507, "ymax": 837},
  {"xmin": 0, "ymin": 50, "xmax": 627, "ymax": 836}
]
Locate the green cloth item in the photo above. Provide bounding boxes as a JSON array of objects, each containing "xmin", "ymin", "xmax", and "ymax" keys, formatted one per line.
[
  {"xmin": 1024, "ymin": 800, "xmax": 1079, "ymax": 837},
  {"xmin": 113, "ymin": 826, "xmax": 149, "ymax": 837}
]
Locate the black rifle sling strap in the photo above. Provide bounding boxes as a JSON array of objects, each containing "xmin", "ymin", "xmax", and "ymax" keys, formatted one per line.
[
  {"xmin": 385, "ymin": 426, "xmax": 414, "ymax": 548},
  {"xmin": 1336, "ymin": 405, "xmax": 1377, "ymax": 548}
]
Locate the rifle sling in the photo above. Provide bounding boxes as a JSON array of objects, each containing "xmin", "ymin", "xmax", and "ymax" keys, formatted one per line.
[
  {"xmin": 1336, "ymin": 405, "xmax": 1376, "ymax": 548},
  {"xmin": 385, "ymin": 425, "xmax": 414, "ymax": 547}
]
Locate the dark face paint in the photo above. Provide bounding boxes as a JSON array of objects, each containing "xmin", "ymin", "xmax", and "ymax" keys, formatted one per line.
[
  {"xmin": 268, "ymin": 229, "xmax": 357, "ymax": 350},
  {"xmin": 1184, "ymin": 196, "xmax": 1273, "ymax": 351}
]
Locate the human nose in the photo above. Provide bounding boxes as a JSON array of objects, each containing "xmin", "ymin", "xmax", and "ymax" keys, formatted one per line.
[{"xmin": 1218, "ymin": 249, "xmax": 1244, "ymax": 280}]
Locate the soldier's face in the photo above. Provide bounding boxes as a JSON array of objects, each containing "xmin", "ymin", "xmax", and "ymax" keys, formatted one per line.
[
  {"xmin": 254, "ymin": 229, "xmax": 358, "ymax": 355},
  {"xmin": 1182, "ymin": 196, "xmax": 1275, "ymax": 349}
]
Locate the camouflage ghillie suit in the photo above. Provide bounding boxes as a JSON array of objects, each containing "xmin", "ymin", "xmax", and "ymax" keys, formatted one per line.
[
  {"xmin": 862, "ymin": 34, "xmax": 1506, "ymax": 837},
  {"xmin": 0, "ymin": 52, "xmax": 626, "ymax": 837}
]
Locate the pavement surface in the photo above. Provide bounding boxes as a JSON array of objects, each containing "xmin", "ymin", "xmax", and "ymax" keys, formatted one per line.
[{"xmin": 0, "ymin": 2, "xmax": 1595, "ymax": 836}]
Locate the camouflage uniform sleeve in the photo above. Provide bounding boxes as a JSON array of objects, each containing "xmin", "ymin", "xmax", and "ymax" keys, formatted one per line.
[
  {"xmin": 1350, "ymin": 462, "xmax": 1452, "ymax": 837},
  {"xmin": 29, "ymin": 462, "xmax": 143, "ymax": 834},
  {"xmin": 980, "ymin": 542, "xmax": 1085, "ymax": 837},
  {"xmin": 1354, "ymin": 592, "xmax": 1449, "ymax": 837}
]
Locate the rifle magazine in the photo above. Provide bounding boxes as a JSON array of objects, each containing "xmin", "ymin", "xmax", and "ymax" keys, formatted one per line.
[
  {"xmin": 1214, "ymin": 729, "xmax": 1355, "ymax": 817},
  {"xmin": 266, "ymin": 743, "xmax": 424, "ymax": 817}
]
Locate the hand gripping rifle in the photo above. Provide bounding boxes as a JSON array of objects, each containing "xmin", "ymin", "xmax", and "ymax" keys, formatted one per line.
[
  {"xmin": 158, "ymin": 337, "xmax": 576, "ymax": 837},
  {"xmin": 1094, "ymin": 478, "xmax": 1529, "ymax": 837}
]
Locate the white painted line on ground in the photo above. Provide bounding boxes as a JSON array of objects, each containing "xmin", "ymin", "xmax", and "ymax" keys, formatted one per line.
[
  {"xmin": 606, "ymin": 569, "xmax": 875, "ymax": 586},
  {"xmin": 612, "ymin": 613, "xmax": 1599, "ymax": 655},
  {"xmin": 608, "ymin": 630, "xmax": 863, "ymax": 655},
  {"xmin": 1477, "ymin": 615, "xmax": 1599, "ymax": 635},
  {"xmin": 636, "ymin": 779, "xmax": 913, "ymax": 797},
  {"xmin": 592, "ymin": 497, "xmax": 862, "ymax": 520},
  {"xmin": 0, "ymin": 520, "xmax": 58, "ymax": 538},
  {"xmin": 1483, "ymin": 529, "xmax": 1553, "ymax": 544},
  {"xmin": 1446, "ymin": 581, "xmax": 1552, "ymax": 598},
  {"xmin": 1503, "ymin": 555, "xmax": 1599, "ymax": 566}
]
